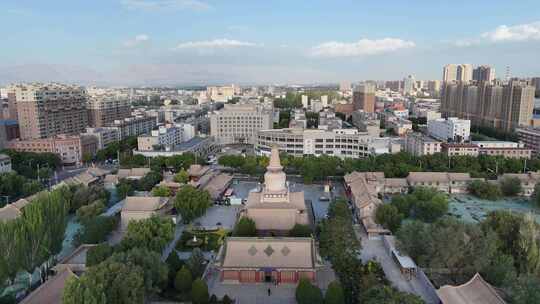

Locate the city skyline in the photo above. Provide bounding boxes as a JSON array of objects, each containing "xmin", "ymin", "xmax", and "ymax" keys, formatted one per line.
[{"xmin": 1, "ymin": 0, "xmax": 540, "ymax": 85}]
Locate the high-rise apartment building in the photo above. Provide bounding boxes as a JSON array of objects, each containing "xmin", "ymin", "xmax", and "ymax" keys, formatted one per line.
[
  {"xmin": 532, "ymin": 77, "xmax": 540, "ymax": 97},
  {"xmin": 209, "ymin": 104, "xmax": 273, "ymax": 145},
  {"xmin": 87, "ymin": 96, "xmax": 131, "ymax": 127},
  {"xmin": 441, "ymin": 80, "xmax": 534, "ymax": 131},
  {"xmin": 427, "ymin": 80, "xmax": 441, "ymax": 96},
  {"xmin": 443, "ymin": 64, "xmax": 473, "ymax": 82},
  {"xmin": 473, "ymin": 65, "xmax": 496, "ymax": 82},
  {"xmin": 353, "ymin": 83, "xmax": 375, "ymax": 112},
  {"xmin": 403, "ymin": 75, "xmax": 416, "ymax": 95},
  {"xmin": 339, "ymin": 81, "xmax": 351, "ymax": 92},
  {"xmin": 10, "ymin": 83, "xmax": 88, "ymax": 140}
]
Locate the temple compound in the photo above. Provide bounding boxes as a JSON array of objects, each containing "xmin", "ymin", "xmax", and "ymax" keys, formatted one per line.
[
  {"xmin": 243, "ymin": 146, "xmax": 308, "ymax": 234},
  {"xmin": 215, "ymin": 146, "xmax": 322, "ymax": 284}
]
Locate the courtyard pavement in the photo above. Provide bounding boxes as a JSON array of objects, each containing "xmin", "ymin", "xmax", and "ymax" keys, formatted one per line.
[
  {"xmin": 206, "ymin": 264, "xmax": 336, "ymax": 304},
  {"xmin": 194, "ymin": 205, "xmax": 242, "ymax": 230},
  {"xmin": 355, "ymin": 225, "xmax": 439, "ymax": 304}
]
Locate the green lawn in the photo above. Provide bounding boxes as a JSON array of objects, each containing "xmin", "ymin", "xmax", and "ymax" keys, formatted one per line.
[{"xmin": 176, "ymin": 228, "xmax": 229, "ymax": 252}]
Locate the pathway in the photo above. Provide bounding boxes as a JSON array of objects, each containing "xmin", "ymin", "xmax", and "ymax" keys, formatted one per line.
[{"xmin": 354, "ymin": 225, "xmax": 439, "ymax": 304}]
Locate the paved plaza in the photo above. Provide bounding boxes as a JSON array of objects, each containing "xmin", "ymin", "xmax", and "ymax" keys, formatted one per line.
[
  {"xmin": 206, "ymin": 265, "xmax": 336, "ymax": 304},
  {"xmin": 195, "ymin": 205, "xmax": 241, "ymax": 230}
]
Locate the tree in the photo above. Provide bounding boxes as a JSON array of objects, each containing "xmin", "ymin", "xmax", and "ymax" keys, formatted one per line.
[
  {"xmin": 63, "ymin": 260, "xmax": 145, "ymax": 304},
  {"xmin": 518, "ymin": 213, "xmax": 540, "ymax": 275},
  {"xmin": 107, "ymin": 248, "xmax": 168, "ymax": 294},
  {"xmin": 499, "ymin": 176, "xmax": 522, "ymax": 196},
  {"xmin": 174, "ymin": 169, "xmax": 189, "ymax": 184},
  {"xmin": 532, "ymin": 182, "xmax": 540, "ymax": 208},
  {"xmin": 187, "ymin": 248, "xmax": 206, "ymax": 278},
  {"xmin": 233, "ymin": 217, "xmax": 257, "ymax": 237},
  {"xmin": 86, "ymin": 243, "xmax": 113, "ymax": 267},
  {"xmin": 289, "ymin": 224, "xmax": 312, "ymax": 237},
  {"xmin": 468, "ymin": 180, "xmax": 502, "ymax": 200},
  {"xmin": 191, "ymin": 279, "xmax": 209, "ymax": 304},
  {"xmin": 76, "ymin": 199, "xmax": 106, "ymax": 220},
  {"xmin": 117, "ymin": 179, "xmax": 134, "ymax": 199},
  {"xmin": 174, "ymin": 266, "xmax": 193, "ymax": 294},
  {"xmin": 152, "ymin": 185, "xmax": 171, "ymax": 197},
  {"xmin": 295, "ymin": 278, "xmax": 323, "ymax": 304},
  {"xmin": 324, "ymin": 281, "xmax": 345, "ymax": 304},
  {"xmin": 137, "ymin": 171, "xmax": 163, "ymax": 191},
  {"xmin": 375, "ymin": 204, "xmax": 403, "ymax": 233},
  {"xmin": 511, "ymin": 274, "xmax": 540, "ymax": 304},
  {"xmin": 361, "ymin": 285, "xmax": 423, "ymax": 304},
  {"xmin": 389, "ymin": 187, "xmax": 448, "ymax": 223},
  {"xmin": 174, "ymin": 186, "xmax": 212, "ymax": 223},
  {"xmin": 74, "ymin": 216, "xmax": 118, "ymax": 245},
  {"xmin": 120, "ymin": 216, "xmax": 175, "ymax": 253}
]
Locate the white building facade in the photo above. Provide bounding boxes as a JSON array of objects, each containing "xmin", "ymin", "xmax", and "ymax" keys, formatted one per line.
[
  {"xmin": 427, "ymin": 117, "xmax": 471, "ymax": 142},
  {"xmin": 210, "ymin": 104, "xmax": 273, "ymax": 145}
]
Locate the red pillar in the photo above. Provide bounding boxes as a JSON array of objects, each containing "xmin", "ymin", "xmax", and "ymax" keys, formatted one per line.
[{"xmin": 277, "ymin": 271, "xmax": 281, "ymax": 284}]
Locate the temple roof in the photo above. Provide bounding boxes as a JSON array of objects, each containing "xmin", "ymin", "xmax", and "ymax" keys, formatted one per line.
[{"xmin": 437, "ymin": 273, "xmax": 506, "ymax": 304}]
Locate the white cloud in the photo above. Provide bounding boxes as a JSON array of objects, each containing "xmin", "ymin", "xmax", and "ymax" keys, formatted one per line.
[
  {"xmin": 310, "ymin": 38, "xmax": 415, "ymax": 58},
  {"xmin": 121, "ymin": 0, "xmax": 211, "ymax": 11},
  {"xmin": 227, "ymin": 25, "xmax": 249, "ymax": 31},
  {"xmin": 174, "ymin": 39, "xmax": 260, "ymax": 50},
  {"xmin": 123, "ymin": 34, "xmax": 150, "ymax": 47},
  {"xmin": 481, "ymin": 21, "xmax": 540, "ymax": 42}
]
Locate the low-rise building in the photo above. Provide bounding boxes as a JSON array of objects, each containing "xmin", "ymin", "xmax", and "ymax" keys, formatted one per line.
[
  {"xmin": 437, "ymin": 273, "xmax": 506, "ymax": 304},
  {"xmin": 441, "ymin": 143, "xmax": 479, "ymax": 157},
  {"xmin": 120, "ymin": 196, "xmax": 170, "ymax": 230},
  {"xmin": 516, "ymin": 127, "xmax": 540, "ymax": 155},
  {"xmin": 472, "ymin": 141, "xmax": 532, "ymax": 159},
  {"xmin": 406, "ymin": 172, "xmax": 479, "ymax": 193},
  {"xmin": 215, "ymin": 237, "xmax": 323, "ymax": 284},
  {"xmin": 133, "ymin": 136, "xmax": 218, "ymax": 159},
  {"xmin": 7, "ymin": 134, "xmax": 98, "ymax": 165},
  {"xmin": 137, "ymin": 125, "xmax": 185, "ymax": 151},
  {"xmin": 405, "ymin": 133, "xmax": 442, "ymax": 156}
]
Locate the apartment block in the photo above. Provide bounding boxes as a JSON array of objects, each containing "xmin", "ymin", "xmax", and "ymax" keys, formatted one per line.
[
  {"xmin": 353, "ymin": 83, "xmax": 375, "ymax": 112},
  {"xmin": 443, "ymin": 64, "xmax": 473, "ymax": 82},
  {"xmin": 472, "ymin": 141, "xmax": 531, "ymax": 159},
  {"xmin": 473, "ymin": 65, "xmax": 495, "ymax": 82},
  {"xmin": 441, "ymin": 80, "xmax": 534, "ymax": 132},
  {"xmin": 106, "ymin": 115, "xmax": 157, "ymax": 140},
  {"xmin": 209, "ymin": 104, "xmax": 273, "ymax": 145},
  {"xmin": 0, "ymin": 154, "xmax": 11, "ymax": 173},
  {"xmin": 87, "ymin": 96, "xmax": 131, "ymax": 127},
  {"xmin": 10, "ymin": 83, "xmax": 88, "ymax": 140},
  {"xmin": 137, "ymin": 125, "xmax": 185, "ymax": 151},
  {"xmin": 83, "ymin": 127, "xmax": 120, "ymax": 150}
]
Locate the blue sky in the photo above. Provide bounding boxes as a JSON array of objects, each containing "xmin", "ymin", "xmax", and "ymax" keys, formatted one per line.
[{"xmin": 1, "ymin": 0, "xmax": 539, "ymax": 85}]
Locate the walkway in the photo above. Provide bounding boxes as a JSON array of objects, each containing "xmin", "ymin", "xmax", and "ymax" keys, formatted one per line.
[
  {"xmin": 162, "ymin": 216, "xmax": 185, "ymax": 262},
  {"xmin": 354, "ymin": 225, "xmax": 439, "ymax": 304}
]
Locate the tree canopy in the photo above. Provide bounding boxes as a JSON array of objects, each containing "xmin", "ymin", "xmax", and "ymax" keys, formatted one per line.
[
  {"xmin": 233, "ymin": 217, "xmax": 257, "ymax": 237},
  {"xmin": 120, "ymin": 216, "xmax": 175, "ymax": 253},
  {"xmin": 174, "ymin": 185, "xmax": 212, "ymax": 223}
]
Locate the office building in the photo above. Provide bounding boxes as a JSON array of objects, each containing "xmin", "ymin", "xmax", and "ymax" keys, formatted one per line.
[
  {"xmin": 7, "ymin": 135, "xmax": 98, "ymax": 165},
  {"xmin": 473, "ymin": 66, "xmax": 496, "ymax": 82},
  {"xmin": 353, "ymin": 83, "xmax": 375, "ymax": 112},
  {"xmin": 443, "ymin": 64, "xmax": 473, "ymax": 82},
  {"xmin": 472, "ymin": 141, "xmax": 531, "ymax": 159},
  {"xmin": 206, "ymin": 85, "xmax": 236, "ymax": 102},
  {"xmin": 210, "ymin": 104, "xmax": 273, "ymax": 145},
  {"xmin": 87, "ymin": 96, "xmax": 131, "ymax": 127},
  {"xmin": 427, "ymin": 117, "xmax": 471, "ymax": 142},
  {"xmin": 10, "ymin": 83, "xmax": 88, "ymax": 140},
  {"xmin": 256, "ymin": 128, "xmax": 373, "ymax": 158}
]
